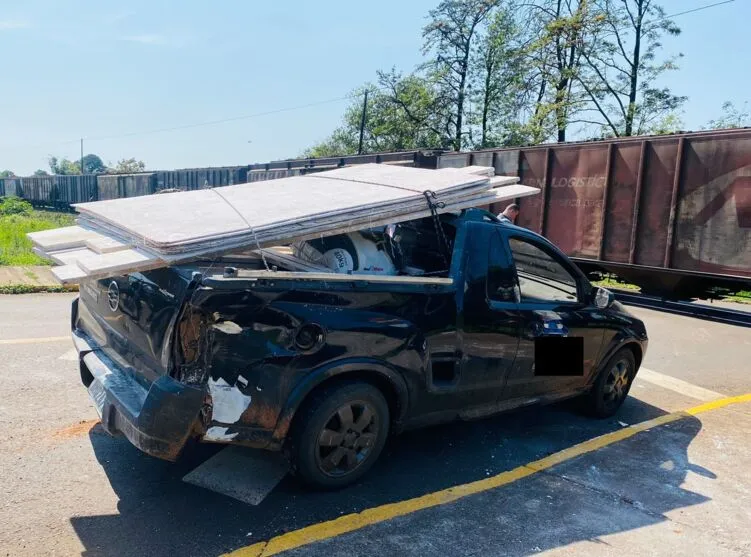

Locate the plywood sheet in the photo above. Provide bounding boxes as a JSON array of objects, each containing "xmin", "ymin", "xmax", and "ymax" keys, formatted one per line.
[
  {"xmin": 38, "ymin": 247, "xmax": 98, "ymax": 266},
  {"xmin": 31, "ymin": 163, "xmax": 539, "ymax": 282},
  {"xmin": 77, "ymin": 249, "xmax": 161, "ymax": 276},
  {"xmin": 40, "ymin": 184, "xmax": 539, "ymax": 282},
  {"xmin": 73, "ymin": 164, "xmax": 495, "ymax": 251},
  {"xmin": 27, "ymin": 225, "xmax": 99, "ymax": 251},
  {"xmin": 86, "ymin": 234, "xmax": 131, "ymax": 254},
  {"xmin": 52, "ymin": 264, "xmax": 87, "ymax": 283}
]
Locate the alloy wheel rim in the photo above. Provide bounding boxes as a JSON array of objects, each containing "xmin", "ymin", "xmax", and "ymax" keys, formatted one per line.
[
  {"xmin": 603, "ymin": 359, "xmax": 630, "ymax": 403},
  {"xmin": 315, "ymin": 401, "xmax": 379, "ymax": 477}
]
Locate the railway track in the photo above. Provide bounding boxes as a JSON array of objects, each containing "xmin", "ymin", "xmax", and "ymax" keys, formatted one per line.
[{"xmin": 612, "ymin": 290, "xmax": 751, "ymax": 327}]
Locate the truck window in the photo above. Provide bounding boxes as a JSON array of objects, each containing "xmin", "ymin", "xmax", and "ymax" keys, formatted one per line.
[
  {"xmin": 487, "ymin": 230, "xmax": 517, "ymax": 302},
  {"xmin": 507, "ymin": 237, "xmax": 578, "ymax": 303}
]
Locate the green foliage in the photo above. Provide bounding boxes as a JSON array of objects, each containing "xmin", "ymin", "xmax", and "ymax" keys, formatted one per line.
[
  {"xmin": 48, "ymin": 156, "xmax": 81, "ymax": 175},
  {"xmin": 0, "ymin": 209, "xmax": 75, "ymax": 265},
  {"xmin": 704, "ymin": 101, "xmax": 751, "ymax": 130},
  {"xmin": 649, "ymin": 112, "xmax": 684, "ymax": 135},
  {"xmin": 110, "ymin": 158, "xmax": 147, "ymax": 174},
  {"xmin": 33, "ymin": 169, "xmax": 49, "ymax": 176},
  {"xmin": 47, "ymin": 153, "xmax": 141, "ymax": 175},
  {"xmin": 0, "ymin": 170, "xmax": 15, "ymax": 178},
  {"xmin": 82, "ymin": 154, "xmax": 107, "ymax": 173},
  {"xmin": 591, "ymin": 274, "xmax": 641, "ymax": 291},
  {"xmin": 305, "ymin": 0, "xmax": 685, "ymax": 154},
  {"xmin": 421, "ymin": 0, "xmax": 501, "ymax": 150},
  {"xmin": 0, "ymin": 197, "xmax": 33, "ymax": 216},
  {"xmin": 469, "ymin": 2, "xmax": 545, "ymax": 147},
  {"xmin": 303, "ymin": 74, "xmax": 448, "ymax": 157},
  {"xmin": 0, "ymin": 284, "xmax": 78, "ymax": 294},
  {"xmin": 579, "ymin": 0, "xmax": 686, "ymax": 137}
]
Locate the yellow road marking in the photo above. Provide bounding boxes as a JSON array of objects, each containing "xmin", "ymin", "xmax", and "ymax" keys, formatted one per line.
[
  {"xmin": 0, "ymin": 335, "xmax": 70, "ymax": 346},
  {"xmin": 225, "ymin": 392, "xmax": 751, "ymax": 557}
]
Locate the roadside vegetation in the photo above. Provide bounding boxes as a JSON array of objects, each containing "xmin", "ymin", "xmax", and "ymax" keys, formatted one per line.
[
  {"xmin": 708, "ymin": 287, "xmax": 751, "ymax": 305},
  {"xmin": 591, "ymin": 274, "xmax": 641, "ymax": 292},
  {"xmin": 0, "ymin": 198, "xmax": 75, "ymax": 265}
]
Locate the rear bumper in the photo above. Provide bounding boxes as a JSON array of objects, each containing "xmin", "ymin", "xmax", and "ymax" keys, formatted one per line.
[{"xmin": 74, "ymin": 329, "xmax": 204, "ymax": 461}]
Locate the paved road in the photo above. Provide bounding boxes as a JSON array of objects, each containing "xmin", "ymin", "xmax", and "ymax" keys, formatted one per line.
[{"xmin": 0, "ymin": 294, "xmax": 749, "ymax": 556}]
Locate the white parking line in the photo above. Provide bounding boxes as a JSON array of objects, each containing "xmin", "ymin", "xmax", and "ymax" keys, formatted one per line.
[
  {"xmin": 0, "ymin": 336, "xmax": 70, "ymax": 346},
  {"xmin": 637, "ymin": 367, "xmax": 725, "ymax": 401}
]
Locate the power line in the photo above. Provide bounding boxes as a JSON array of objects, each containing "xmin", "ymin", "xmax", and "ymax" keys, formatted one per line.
[
  {"xmin": 663, "ymin": 0, "xmax": 735, "ymax": 21},
  {"xmin": 85, "ymin": 93, "xmax": 362, "ymax": 142},
  {"xmin": 9, "ymin": 0, "xmax": 736, "ymax": 153},
  {"xmin": 75, "ymin": 0, "xmax": 738, "ymax": 145},
  {"xmin": 4, "ymin": 92, "xmax": 370, "ymax": 154}
]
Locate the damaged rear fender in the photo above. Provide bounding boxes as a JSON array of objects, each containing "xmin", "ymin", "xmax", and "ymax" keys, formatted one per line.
[{"xmin": 271, "ymin": 359, "xmax": 410, "ymax": 445}]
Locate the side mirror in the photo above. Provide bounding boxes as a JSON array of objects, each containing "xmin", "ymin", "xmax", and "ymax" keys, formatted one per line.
[
  {"xmin": 492, "ymin": 283, "xmax": 521, "ymax": 304},
  {"xmin": 593, "ymin": 287, "xmax": 614, "ymax": 309}
]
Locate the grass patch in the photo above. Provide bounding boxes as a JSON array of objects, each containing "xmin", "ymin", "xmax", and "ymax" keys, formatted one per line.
[
  {"xmin": 720, "ymin": 290, "xmax": 751, "ymax": 305},
  {"xmin": 0, "ymin": 206, "xmax": 75, "ymax": 266},
  {"xmin": 0, "ymin": 284, "xmax": 78, "ymax": 294},
  {"xmin": 591, "ymin": 275, "xmax": 641, "ymax": 292}
]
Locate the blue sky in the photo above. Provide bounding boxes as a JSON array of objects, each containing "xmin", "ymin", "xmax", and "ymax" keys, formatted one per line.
[{"xmin": 0, "ymin": 0, "xmax": 746, "ymax": 175}]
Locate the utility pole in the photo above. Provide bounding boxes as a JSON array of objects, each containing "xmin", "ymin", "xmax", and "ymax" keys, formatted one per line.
[
  {"xmin": 80, "ymin": 138, "xmax": 84, "ymax": 174},
  {"xmin": 357, "ymin": 90, "xmax": 369, "ymax": 155}
]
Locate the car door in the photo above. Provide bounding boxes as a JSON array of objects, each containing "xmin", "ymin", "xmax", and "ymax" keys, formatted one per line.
[
  {"xmin": 451, "ymin": 221, "xmax": 521, "ymax": 412},
  {"xmin": 498, "ymin": 230, "xmax": 605, "ymax": 402}
]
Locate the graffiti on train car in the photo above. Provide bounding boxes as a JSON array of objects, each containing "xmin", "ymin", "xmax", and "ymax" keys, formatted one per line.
[
  {"xmin": 675, "ymin": 162, "xmax": 751, "ymax": 273},
  {"xmin": 550, "ymin": 176, "xmax": 607, "ymax": 189}
]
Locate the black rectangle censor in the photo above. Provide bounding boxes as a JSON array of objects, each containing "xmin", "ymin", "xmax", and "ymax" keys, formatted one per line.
[{"xmin": 534, "ymin": 337, "xmax": 584, "ymax": 376}]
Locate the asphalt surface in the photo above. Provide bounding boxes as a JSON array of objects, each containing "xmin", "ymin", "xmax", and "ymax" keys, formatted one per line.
[{"xmin": 0, "ymin": 293, "xmax": 749, "ymax": 556}]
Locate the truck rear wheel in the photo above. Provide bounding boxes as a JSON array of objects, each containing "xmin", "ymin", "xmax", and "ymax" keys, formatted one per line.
[{"xmin": 291, "ymin": 381, "xmax": 389, "ymax": 489}]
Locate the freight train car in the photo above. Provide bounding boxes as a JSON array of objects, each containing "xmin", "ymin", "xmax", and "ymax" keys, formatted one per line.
[
  {"xmin": 430, "ymin": 129, "xmax": 751, "ymax": 296},
  {"xmin": 0, "ymin": 178, "xmax": 22, "ymax": 198},
  {"xmin": 153, "ymin": 165, "xmax": 249, "ymax": 191},
  {"xmin": 11, "ymin": 175, "xmax": 97, "ymax": 209},
  {"xmin": 246, "ymin": 150, "xmax": 442, "ymax": 176},
  {"xmin": 96, "ymin": 173, "xmax": 156, "ymax": 200}
]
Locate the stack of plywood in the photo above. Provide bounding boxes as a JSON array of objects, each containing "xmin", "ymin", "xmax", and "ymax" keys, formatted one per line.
[{"xmin": 29, "ymin": 164, "xmax": 538, "ymax": 283}]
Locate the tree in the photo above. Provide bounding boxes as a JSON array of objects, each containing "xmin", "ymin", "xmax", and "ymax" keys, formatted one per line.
[
  {"xmin": 422, "ymin": 0, "xmax": 500, "ymax": 150},
  {"xmin": 302, "ymin": 127, "xmax": 358, "ymax": 158},
  {"xmin": 704, "ymin": 101, "xmax": 751, "ymax": 130},
  {"xmin": 528, "ymin": 0, "xmax": 603, "ymax": 142},
  {"xmin": 373, "ymin": 70, "xmax": 450, "ymax": 149},
  {"xmin": 48, "ymin": 156, "xmax": 80, "ymax": 175},
  {"xmin": 579, "ymin": 0, "xmax": 685, "ymax": 137},
  {"xmin": 33, "ymin": 169, "xmax": 49, "ymax": 176},
  {"xmin": 469, "ymin": 2, "xmax": 531, "ymax": 147},
  {"xmin": 0, "ymin": 170, "xmax": 15, "ymax": 178},
  {"xmin": 110, "ymin": 158, "xmax": 146, "ymax": 174},
  {"xmin": 81, "ymin": 154, "xmax": 106, "ymax": 174},
  {"xmin": 304, "ymin": 0, "xmax": 689, "ymax": 153},
  {"xmin": 303, "ymin": 73, "xmax": 447, "ymax": 157}
]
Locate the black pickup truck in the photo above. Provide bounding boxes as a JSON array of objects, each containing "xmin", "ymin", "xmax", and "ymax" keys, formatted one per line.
[{"xmin": 72, "ymin": 209, "xmax": 648, "ymax": 489}]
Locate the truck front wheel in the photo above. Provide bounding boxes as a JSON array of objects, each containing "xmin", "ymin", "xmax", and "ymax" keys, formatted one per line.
[
  {"xmin": 291, "ymin": 381, "xmax": 390, "ymax": 489},
  {"xmin": 582, "ymin": 348, "xmax": 637, "ymax": 418}
]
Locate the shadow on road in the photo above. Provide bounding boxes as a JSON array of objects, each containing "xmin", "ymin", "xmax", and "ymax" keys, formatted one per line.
[{"xmin": 70, "ymin": 396, "xmax": 709, "ymax": 556}]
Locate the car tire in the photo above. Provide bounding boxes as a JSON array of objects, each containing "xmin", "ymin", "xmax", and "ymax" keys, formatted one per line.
[
  {"xmin": 583, "ymin": 348, "xmax": 637, "ymax": 418},
  {"xmin": 290, "ymin": 381, "xmax": 390, "ymax": 490}
]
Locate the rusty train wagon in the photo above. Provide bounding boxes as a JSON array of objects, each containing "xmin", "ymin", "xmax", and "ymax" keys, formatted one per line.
[
  {"xmin": 246, "ymin": 150, "xmax": 442, "ymax": 181},
  {"xmin": 431, "ymin": 129, "xmax": 751, "ymax": 297}
]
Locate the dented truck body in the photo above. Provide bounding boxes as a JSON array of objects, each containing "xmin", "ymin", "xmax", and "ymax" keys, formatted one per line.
[{"xmin": 72, "ymin": 210, "xmax": 648, "ymax": 469}]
